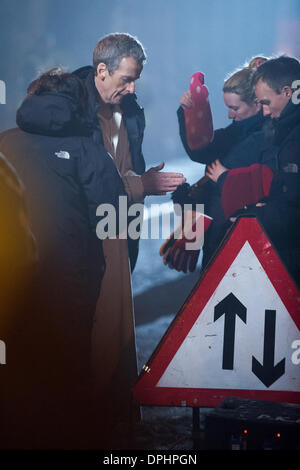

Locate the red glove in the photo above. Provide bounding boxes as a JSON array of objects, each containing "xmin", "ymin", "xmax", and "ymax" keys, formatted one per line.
[
  {"xmin": 160, "ymin": 210, "xmax": 212, "ymax": 273},
  {"xmin": 184, "ymin": 72, "xmax": 214, "ymax": 150}
]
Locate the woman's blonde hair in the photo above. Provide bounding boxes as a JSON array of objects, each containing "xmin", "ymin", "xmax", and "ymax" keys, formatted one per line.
[{"xmin": 223, "ymin": 56, "xmax": 268, "ymax": 104}]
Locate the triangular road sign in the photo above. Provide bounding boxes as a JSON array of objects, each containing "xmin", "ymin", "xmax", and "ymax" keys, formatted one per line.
[{"xmin": 133, "ymin": 217, "xmax": 300, "ymax": 407}]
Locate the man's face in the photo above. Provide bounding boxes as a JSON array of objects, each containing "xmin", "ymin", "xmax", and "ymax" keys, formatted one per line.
[
  {"xmin": 255, "ymin": 79, "xmax": 291, "ymax": 118},
  {"xmin": 223, "ymin": 92, "xmax": 259, "ymax": 121},
  {"xmin": 95, "ymin": 56, "xmax": 142, "ymax": 105}
]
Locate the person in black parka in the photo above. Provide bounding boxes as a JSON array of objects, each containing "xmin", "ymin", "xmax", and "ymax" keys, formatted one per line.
[{"xmin": 0, "ymin": 69, "xmax": 125, "ymax": 449}]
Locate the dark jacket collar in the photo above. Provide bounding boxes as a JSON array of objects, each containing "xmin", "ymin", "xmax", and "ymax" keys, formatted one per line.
[
  {"xmin": 16, "ymin": 92, "xmax": 95, "ymax": 137},
  {"xmin": 76, "ymin": 67, "xmax": 101, "ymax": 118},
  {"xmin": 273, "ymin": 99, "xmax": 300, "ymax": 145},
  {"xmin": 73, "ymin": 66, "xmax": 142, "ymax": 118},
  {"xmin": 232, "ymin": 110, "xmax": 266, "ymax": 136}
]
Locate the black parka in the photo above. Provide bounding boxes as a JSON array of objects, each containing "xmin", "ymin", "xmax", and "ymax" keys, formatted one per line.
[
  {"xmin": 0, "ymin": 91, "xmax": 128, "ymax": 447},
  {"xmin": 0, "ymin": 91, "xmax": 125, "ymax": 310}
]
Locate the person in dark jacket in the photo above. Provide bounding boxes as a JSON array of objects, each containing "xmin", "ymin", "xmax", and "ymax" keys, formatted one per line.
[
  {"xmin": 72, "ymin": 33, "xmax": 185, "ymax": 449},
  {"xmin": 178, "ymin": 57, "xmax": 271, "ymax": 167},
  {"xmin": 0, "ymin": 69, "xmax": 125, "ymax": 448},
  {"xmin": 162, "ymin": 57, "xmax": 277, "ymax": 271},
  {"xmin": 236, "ymin": 55, "xmax": 300, "ymax": 285},
  {"xmin": 74, "ymin": 33, "xmax": 185, "ymax": 270}
]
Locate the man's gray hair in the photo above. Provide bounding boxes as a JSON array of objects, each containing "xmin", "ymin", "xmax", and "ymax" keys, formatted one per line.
[{"xmin": 93, "ymin": 33, "xmax": 147, "ymax": 75}]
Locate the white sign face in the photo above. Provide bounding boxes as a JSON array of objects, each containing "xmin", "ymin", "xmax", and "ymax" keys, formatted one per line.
[{"xmin": 157, "ymin": 242, "xmax": 300, "ymax": 391}]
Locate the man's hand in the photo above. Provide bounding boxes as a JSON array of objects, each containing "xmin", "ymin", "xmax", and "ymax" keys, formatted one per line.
[
  {"xmin": 141, "ymin": 162, "xmax": 186, "ymax": 196},
  {"xmin": 205, "ymin": 159, "xmax": 228, "ymax": 183},
  {"xmin": 180, "ymin": 90, "xmax": 193, "ymax": 109}
]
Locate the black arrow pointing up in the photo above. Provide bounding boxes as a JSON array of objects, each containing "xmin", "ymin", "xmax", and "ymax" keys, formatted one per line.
[
  {"xmin": 252, "ymin": 310, "xmax": 285, "ymax": 388},
  {"xmin": 214, "ymin": 293, "xmax": 247, "ymax": 370}
]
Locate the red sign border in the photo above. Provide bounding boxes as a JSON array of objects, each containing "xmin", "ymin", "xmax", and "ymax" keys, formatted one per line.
[{"xmin": 133, "ymin": 217, "xmax": 300, "ymax": 407}]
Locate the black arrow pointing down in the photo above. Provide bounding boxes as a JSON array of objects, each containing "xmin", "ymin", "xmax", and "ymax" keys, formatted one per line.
[{"xmin": 252, "ymin": 309, "xmax": 285, "ymax": 388}]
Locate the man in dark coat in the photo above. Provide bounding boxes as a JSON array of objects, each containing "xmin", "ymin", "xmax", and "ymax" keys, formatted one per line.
[
  {"xmin": 73, "ymin": 63, "xmax": 146, "ymax": 271},
  {"xmin": 0, "ymin": 69, "xmax": 125, "ymax": 448},
  {"xmin": 72, "ymin": 34, "xmax": 185, "ymax": 448},
  {"xmin": 246, "ymin": 55, "xmax": 300, "ymax": 285},
  {"xmin": 73, "ymin": 33, "xmax": 185, "ymax": 269}
]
